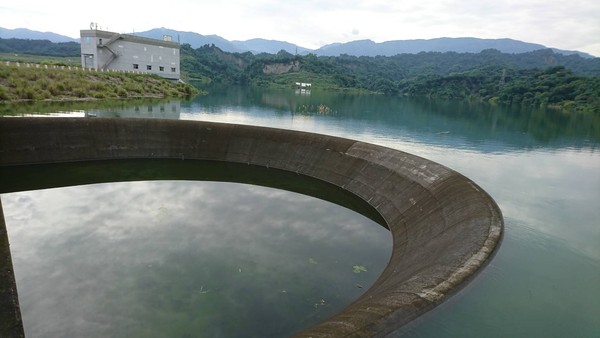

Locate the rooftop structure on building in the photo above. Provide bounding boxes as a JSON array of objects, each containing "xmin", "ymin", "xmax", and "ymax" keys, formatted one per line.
[{"xmin": 80, "ymin": 28, "xmax": 180, "ymax": 80}]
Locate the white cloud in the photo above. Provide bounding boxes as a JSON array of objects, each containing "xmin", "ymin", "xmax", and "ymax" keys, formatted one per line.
[{"xmin": 1, "ymin": 0, "xmax": 599, "ymax": 55}]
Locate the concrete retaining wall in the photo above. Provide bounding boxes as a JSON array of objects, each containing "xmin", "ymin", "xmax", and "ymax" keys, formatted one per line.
[{"xmin": 0, "ymin": 117, "xmax": 502, "ymax": 337}]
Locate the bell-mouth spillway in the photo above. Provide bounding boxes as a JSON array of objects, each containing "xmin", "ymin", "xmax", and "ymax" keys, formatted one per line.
[{"xmin": 0, "ymin": 117, "xmax": 503, "ymax": 337}]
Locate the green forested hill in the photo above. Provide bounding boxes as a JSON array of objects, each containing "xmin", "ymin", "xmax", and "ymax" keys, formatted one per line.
[
  {"xmin": 0, "ymin": 38, "xmax": 80, "ymax": 56},
  {"xmin": 1, "ymin": 38, "xmax": 599, "ymax": 113},
  {"xmin": 401, "ymin": 66, "xmax": 600, "ymax": 112},
  {"xmin": 181, "ymin": 44, "xmax": 600, "ymax": 113}
]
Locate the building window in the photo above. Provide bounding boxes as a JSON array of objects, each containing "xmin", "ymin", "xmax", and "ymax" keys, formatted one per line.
[
  {"xmin": 99, "ymin": 38, "xmax": 103, "ymax": 45},
  {"xmin": 147, "ymin": 65, "xmax": 152, "ymax": 70},
  {"xmin": 171, "ymin": 67, "xmax": 176, "ymax": 72},
  {"xmin": 133, "ymin": 64, "xmax": 139, "ymax": 69},
  {"xmin": 159, "ymin": 66, "xmax": 164, "ymax": 71}
]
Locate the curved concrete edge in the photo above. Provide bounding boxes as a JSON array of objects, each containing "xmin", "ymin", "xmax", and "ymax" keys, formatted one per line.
[
  {"xmin": 0, "ymin": 201, "xmax": 25, "ymax": 338},
  {"xmin": 0, "ymin": 117, "xmax": 503, "ymax": 337}
]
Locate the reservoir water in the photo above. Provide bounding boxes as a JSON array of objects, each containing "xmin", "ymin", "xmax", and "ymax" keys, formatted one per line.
[{"xmin": 1, "ymin": 88, "xmax": 599, "ymax": 336}]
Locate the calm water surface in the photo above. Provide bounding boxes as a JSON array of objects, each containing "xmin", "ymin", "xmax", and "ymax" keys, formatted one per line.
[
  {"xmin": 3, "ymin": 180, "xmax": 390, "ymax": 337},
  {"xmin": 2, "ymin": 88, "xmax": 599, "ymax": 336}
]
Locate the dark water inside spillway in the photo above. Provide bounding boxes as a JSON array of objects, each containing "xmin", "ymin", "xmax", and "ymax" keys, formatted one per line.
[
  {"xmin": 2, "ymin": 87, "xmax": 599, "ymax": 336},
  {"xmin": 2, "ymin": 160, "xmax": 391, "ymax": 337}
]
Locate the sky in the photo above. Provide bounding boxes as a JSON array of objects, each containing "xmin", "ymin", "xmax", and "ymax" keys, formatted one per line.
[{"xmin": 1, "ymin": 0, "xmax": 599, "ymax": 56}]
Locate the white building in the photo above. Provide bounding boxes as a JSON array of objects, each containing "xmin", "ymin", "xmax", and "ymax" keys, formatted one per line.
[{"xmin": 80, "ymin": 29, "xmax": 180, "ymax": 80}]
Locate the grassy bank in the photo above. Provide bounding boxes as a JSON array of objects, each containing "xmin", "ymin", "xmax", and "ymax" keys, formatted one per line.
[
  {"xmin": 0, "ymin": 52, "xmax": 80, "ymax": 67},
  {"xmin": 0, "ymin": 63, "xmax": 201, "ymax": 102}
]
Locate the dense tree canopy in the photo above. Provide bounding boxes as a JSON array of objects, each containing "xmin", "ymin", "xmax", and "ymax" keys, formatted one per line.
[
  {"xmin": 0, "ymin": 38, "xmax": 80, "ymax": 57},
  {"xmin": 181, "ymin": 45, "xmax": 599, "ymax": 113}
]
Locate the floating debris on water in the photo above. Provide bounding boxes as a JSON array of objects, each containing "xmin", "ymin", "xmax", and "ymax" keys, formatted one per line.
[{"xmin": 352, "ymin": 265, "xmax": 367, "ymax": 273}]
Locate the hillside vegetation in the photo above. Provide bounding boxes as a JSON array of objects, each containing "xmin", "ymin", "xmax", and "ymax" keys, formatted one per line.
[
  {"xmin": 0, "ymin": 38, "xmax": 80, "ymax": 56},
  {"xmin": 0, "ymin": 52, "xmax": 79, "ymax": 67},
  {"xmin": 1, "ymin": 37, "xmax": 599, "ymax": 113},
  {"xmin": 182, "ymin": 44, "xmax": 600, "ymax": 113},
  {"xmin": 0, "ymin": 63, "xmax": 199, "ymax": 101}
]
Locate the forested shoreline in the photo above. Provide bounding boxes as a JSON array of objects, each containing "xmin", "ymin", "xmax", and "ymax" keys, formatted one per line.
[
  {"xmin": 181, "ymin": 44, "xmax": 600, "ymax": 114},
  {"xmin": 1, "ymin": 37, "xmax": 599, "ymax": 113}
]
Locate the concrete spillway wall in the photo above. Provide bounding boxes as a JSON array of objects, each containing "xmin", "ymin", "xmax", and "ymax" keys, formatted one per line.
[{"xmin": 0, "ymin": 118, "xmax": 502, "ymax": 337}]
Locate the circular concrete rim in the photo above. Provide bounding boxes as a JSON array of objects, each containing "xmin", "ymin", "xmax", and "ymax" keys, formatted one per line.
[{"xmin": 0, "ymin": 117, "xmax": 503, "ymax": 337}]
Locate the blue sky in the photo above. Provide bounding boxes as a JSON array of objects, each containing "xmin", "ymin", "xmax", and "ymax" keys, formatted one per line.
[{"xmin": 1, "ymin": 0, "xmax": 599, "ymax": 56}]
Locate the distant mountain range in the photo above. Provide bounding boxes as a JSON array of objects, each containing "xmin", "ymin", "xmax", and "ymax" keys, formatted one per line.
[
  {"xmin": 133, "ymin": 28, "xmax": 314, "ymax": 55},
  {"xmin": 0, "ymin": 27, "xmax": 78, "ymax": 43},
  {"xmin": 315, "ymin": 38, "xmax": 593, "ymax": 58},
  {"xmin": 0, "ymin": 26, "xmax": 594, "ymax": 58}
]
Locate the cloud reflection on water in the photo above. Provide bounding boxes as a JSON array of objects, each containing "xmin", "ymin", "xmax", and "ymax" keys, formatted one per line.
[{"xmin": 2, "ymin": 180, "xmax": 391, "ymax": 337}]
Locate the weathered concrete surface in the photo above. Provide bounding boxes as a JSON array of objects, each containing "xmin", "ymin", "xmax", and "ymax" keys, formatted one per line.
[
  {"xmin": 0, "ymin": 117, "xmax": 503, "ymax": 337},
  {"xmin": 0, "ymin": 201, "xmax": 25, "ymax": 338}
]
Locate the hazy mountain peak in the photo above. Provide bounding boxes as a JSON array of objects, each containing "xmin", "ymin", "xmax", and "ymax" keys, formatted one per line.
[
  {"xmin": 231, "ymin": 38, "xmax": 311, "ymax": 55},
  {"xmin": 0, "ymin": 27, "xmax": 77, "ymax": 43},
  {"xmin": 314, "ymin": 37, "xmax": 593, "ymax": 58},
  {"xmin": 0, "ymin": 26, "xmax": 594, "ymax": 58}
]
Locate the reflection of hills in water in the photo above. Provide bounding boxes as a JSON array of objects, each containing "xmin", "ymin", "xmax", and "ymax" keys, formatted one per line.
[
  {"xmin": 1, "ymin": 99, "xmax": 181, "ymax": 120},
  {"xmin": 86, "ymin": 100, "xmax": 181, "ymax": 119},
  {"xmin": 186, "ymin": 86, "xmax": 599, "ymax": 151},
  {"xmin": 262, "ymin": 92, "xmax": 332, "ymax": 115},
  {"xmin": 2, "ymin": 87, "xmax": 597, "ymax": 151}
]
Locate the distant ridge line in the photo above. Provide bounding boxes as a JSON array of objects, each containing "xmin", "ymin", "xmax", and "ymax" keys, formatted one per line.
[{"xmin": 0, "ymin": 26, "xmax": 594, "ymax": 58}]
